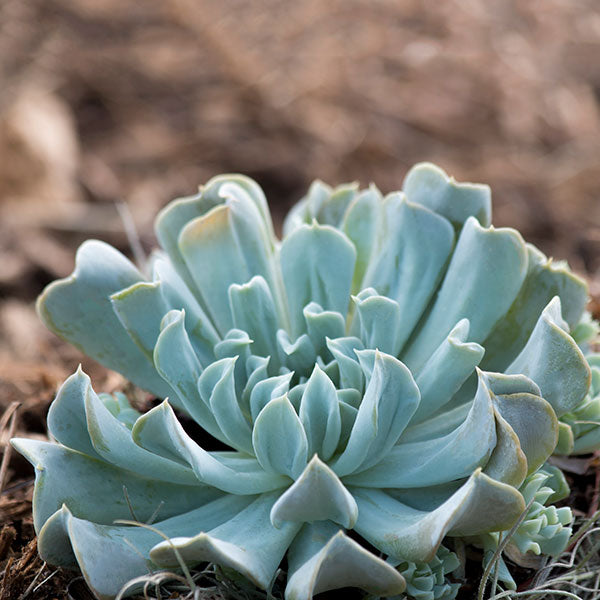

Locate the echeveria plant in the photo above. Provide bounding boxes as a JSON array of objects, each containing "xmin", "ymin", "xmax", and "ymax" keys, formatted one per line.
[{"xmin": 12, "ymin": 163, "xmax": 599, "ymax": 600}]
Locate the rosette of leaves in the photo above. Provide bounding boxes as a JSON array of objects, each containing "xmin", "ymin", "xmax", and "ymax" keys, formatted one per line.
[
  {"xmin": 559, "ymin": 354, "xmax": 600, "ymax": 454},
  {"xmin": 387, "ymin": 545, "xmax": 461, "ymax": 600},
  {"xmin": 477, "ymin": 464, "xmax": 573, "ymax": 591},
  {"xmin": 12, "ymin": 163, "xmax": 598, "ymax": 600}
]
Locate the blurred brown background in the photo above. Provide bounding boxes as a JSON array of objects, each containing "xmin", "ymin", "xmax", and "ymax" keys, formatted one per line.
[{"xmin": 1, "ymin": 0, "xmax": 600, "ymax": 417}]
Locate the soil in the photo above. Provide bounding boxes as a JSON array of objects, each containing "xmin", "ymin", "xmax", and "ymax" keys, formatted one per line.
[{"xmin": 1, "ymin": 0, "xmax": 599, "ymax": 598}]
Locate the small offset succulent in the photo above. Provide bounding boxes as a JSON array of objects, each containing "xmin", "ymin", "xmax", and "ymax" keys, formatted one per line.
[{"xmin": 12, "ymin": 163, "xmax": 599, "ymax": 600}]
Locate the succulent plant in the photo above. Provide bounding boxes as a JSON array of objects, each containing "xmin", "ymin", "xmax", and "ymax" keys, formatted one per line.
[
  {"xmin": 12, "ymin": 163, "xmax": 599, "ymax": 600},
  {"xmin": 559, "ymin": 354, "xmax": 600, "ymax": 454},
  {"xmin": 386, "ymin": 545, "xmax": 461, "ymax": 600},
  {"xmin": 476, "ymin": 464, "xmax": 573, "ymax": 591}
]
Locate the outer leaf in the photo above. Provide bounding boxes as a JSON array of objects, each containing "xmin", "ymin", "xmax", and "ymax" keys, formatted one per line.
[
  {"xmin": 352, "ymin": 469, "xmax": 525, "ymax": 562},
  {"xmin": 402, "ymin": 162, "xmax": 491, "ymax": 228},
  {"xmin": 507, "ymin": 297, "xmax": 591, "ymax": 416},
  {"xmin": 10, "ymin": 439, "xmax": 217, "ymax": 531},
  {"xmin": 83, "ymin": 371, "xmax": 199, "ymax": 485},
  {"xmin": 153, "ymin": 310, "xmax": 225, "ymax": 443},
  {"xmin": 285, "ymin": 522, "xmax": 406, "ymax": 600},
  {"xmin": 38, "ymin": 495, "xmax": 253, "ymax": 599},
  {"xmin": 361, "ymin": 194, "xmax": 455, "ymax": 351},
  {"xmin": 485, "ymin": 372, "xmax": 558, "ymax": 474},
  {"xmin": 36, "ymin": 240, "xmax": 171, "ymax": 398},
  {"xmin": 150, "ymin": 493, "xmax": 302, "ymax": 590},
  {"xmin": 155, "ymin": 175, "xmax": 276, "ymax": 308},
  {"xmin": 403, "ymin": 217, "xmax": 528, "ymax": 372},
  {"xmin": 132, "ymin": 402, "xmax": 288, "ymax": 494},
  {"xmin": 345, "ymin": 370, "xmax": 496, "ymax": 487},
  {"xmin": 342, "ymin": 187, "xmax": 381, "ymax": 294},
  {"xmin": 178, "ymin": 187, "xmax": 279, "ymax": 334},
  {"xmin": 484, "ymin": 408, "xmax": 528, "ymax": 487},
  {"xmin": 47, "ymin": 368, "xmax": 101, "ymax": 459},
  {"xmin": 412, "ymin": 319, "xmax": 484, "ymax": 422},
  {"xmin": 280, "ymin": 222, "xmax": 356, "ymax": 338},
  {"xmin": 482, "ymin": 245, "xmax": 589, "ymax": 371},
  {"xmin": 150, "ymin": 253, "xmax": 220, "ymax": 365}
]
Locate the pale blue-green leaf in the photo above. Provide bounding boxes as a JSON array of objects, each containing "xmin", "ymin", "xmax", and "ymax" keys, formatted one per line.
[
  {"xmin": 271, "ymin": 456, "xmax": 357, "ymax": 529},
  {"xmin": 299, "ymin": 365, "xmax": 341, "ymax": 460},
  {"xmin": 332, "ymin": 351, "xmax": 420, "ymax": 476},
  {"xmin": 150, "ymin": 492, "xmax": 302, "ymax": 590},
  {"xmin": 400, "ymin": 402, "xmax": 471, "ymax": 444},
  {"xmin": 287, "ymin": 382, "xmax": 306, "ymax": 412},
  {"xmin": 153, "ymin": 310, "xmax": 225, "ymax": 443},
  {"xmin": 10, "ymin": 438, "xmax": 216, "ymax": 531},
  {"xmin": 555, "ymin": 421, "xmax": 575, "ymax": 455},
  {"xmin": 277, "ymin": 330, "xmax": 317, "ymax": 374},
  {"xmin": 315, "ymin": 183, "xmax": 358, "ymax": 227},
  {"xmin": 337, "ymin": 401, "xmax": 358, "ymax": 454},
  {"xmin": 155, "ymin": 176, "xmax": 276, "ymax": 307},
  {"xmin": 402, "ymin": 217, "xmax": 528, "ymax": 373},
  {"xmin": 342, "ymin": 187, "xmax": 382, "ymax": 295},
  {"xmin": 36, "ymin": 508, "xmax": 78, "ymax": 568},
  {"xmin": 482, "ymin": 245, "xmax": 589, "ymax": 371},
  {"xmin": 350, "ymin": 289, "xmax": 403, "ymax": 356},
  {"xmin": 252, "ymin": 395, "xmax": 308, "ymax": 479},
  {"xmin": 215, "ymin": 176, "xmax": 277, "ymax": 241},
  {"xmin": 285, "ymin": 522, "xmax": 406, "ymax": 600},
  {"xmin": 250, "ymin": 372, "xmax": 294, "ymax": 421},
  {"xmin": 490, "ymin": 389, "xmax": 558, "ymax": 474},
  {"xmin": 284, "ymin": 181, "xmax": 358, "ymax": 231},
  {"xmin": 280, "ymin": 222, "xmax": 356, "ymax": 338},
  {"xmin": 402, "ymin": 162, "xmax": 492, "ymax": 227},
  {"xmin": 214, "ymin": 329, "xmax": 253, "ymax": 396},
  {"xmin": 573, "ymin": 429, "xmax": 600, "ymax": 455},
  {"xmin": 36, "ymin": 240, "xmax": 171, "ymax": 398},
  {"xmin": 283, "ymin": 180, "xmax": 332, "ymax": 235},
  {"xmin": 325, "ymin": 336, "xmax": 364, "ymax": 392},
  {"xmin": 98, "ymin": 391, "xmax": 140, "ymax": 428},
  {"xmin": 483, "ymin": 371, "xmax": 542, "ymax": 397},
  {"xmin": 178, "ymin": 191, "xmax": 278, "ymax": 335},
  {"xmin": 150, "ymin": 253, "xmax": 220, "ymax": 365},
  {"xmin": 483, "ymin": 408, "xmax": 528, "ymax": 487},
  {"xmin": 83, "ymin": 374, "xmax": 199, "ymax": 485},
  {"xmin": 362, "ymin": 194, "xmax": 455, "ymax": 352},
  {"xmin": 303, "ymin": 303, "xmax": 346, "ymax": 359},
  {"xmin": 47, "ymin": 367, "xmax": 100, "ymax": 459},
  {"xmin": 154, "ymin": 189, "xmax": 223, "ymax": 303},
  {"xmin": 242, "ymin": 355, "xmax": 270, "ymax": 411},
  {"xmin": 412, "ymin": 319, "xmax": 484, "ymax": 422},
  {"xmin": 507, "ymin": 297, "xmax": 591, "ymax": 416},
  {"xmin": 38, "ymin": 496, "xmax": 253, "ymax": 599},
  {"xmin": 131, "ymin": 401, "xmax": 287, "ymax": 494},
  {"xmin": 110, "ymin": 281, "xmax": 169, "ymax": 361},
  {"xmin": 352, "ymin": 469, "xmax": 525, "ymax": 562},
  {"xmin": 198, "ymin": 358, "xmax": 253, "ymax": 454},
  {"xmin": 229, "ymin": 276, "xmax": 280, "ymax": 365},
  {"xmin": 336, "ymin": 388, "xmax": 361, "ymax": 409},
  {"xmin": 345, "ymin": 370, "xmax": 496, "ymax": 487}
]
